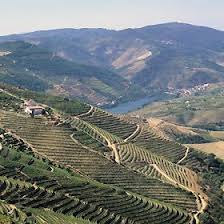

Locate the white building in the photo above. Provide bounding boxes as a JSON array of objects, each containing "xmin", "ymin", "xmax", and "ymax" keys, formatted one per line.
[
  {"xmin": 25, "ymin": 106, "xmax": 45, "ymax": 116},
  {"xmin": 24, "ymin": 99, "xmax": 45, "ymax": 116}
]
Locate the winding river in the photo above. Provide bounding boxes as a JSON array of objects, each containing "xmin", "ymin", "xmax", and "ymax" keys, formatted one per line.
[{"xmin": 107, "ymin": 96, "xmax": 161, "ymax": 114}]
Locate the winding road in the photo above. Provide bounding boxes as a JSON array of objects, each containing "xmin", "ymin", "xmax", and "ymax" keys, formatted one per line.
[
  {"xmin": 177, "ymin": 146, "xmax": 190, "ymax": 165},
  {"xmin": 150, "ymin": 164, "xmax": 208, "ymax": 224},
  {"xmin": 124, "ymin": 125, "xmax": 140, "ymax": 142},
  {"xmin": 78, "ymin": 105, "xmax": 94, "ymax": 118}
]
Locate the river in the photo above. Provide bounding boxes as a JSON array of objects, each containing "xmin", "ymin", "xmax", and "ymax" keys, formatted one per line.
[{"xmin": 106, "ymin": 96, "xmax": 162, "ymax": 114}]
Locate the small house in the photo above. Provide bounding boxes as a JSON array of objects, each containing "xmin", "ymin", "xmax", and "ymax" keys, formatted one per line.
[
  {"xmin": 25, "ymin": 106, "xmax": 45, "ymax": 116},
  {"xmin": 24, "ymin": 99, "xmax": 45, "ymax": 117}
]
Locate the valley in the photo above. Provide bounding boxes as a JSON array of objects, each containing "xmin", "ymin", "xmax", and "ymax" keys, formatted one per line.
[
  {"xmin": 1, "ymin": 22, "xmax": 224, "ymax": 108},
  {"xmin": 131, "ymin": 89, "xmax": 224, "ymax": 128},
  {"xmin": 0, "ymin": 22, "xmax": 224, "ymax": 224}
]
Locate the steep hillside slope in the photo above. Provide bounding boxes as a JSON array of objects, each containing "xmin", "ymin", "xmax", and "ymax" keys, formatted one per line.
[
  {"xmin": 1, "ymin": 23, "xmax": 224, "ymax": 92},
  {"xmin": 0, "ymin": 41, "xmax": 143, "ymax": 106},
  {"xmin": 186, "ymin": 141, "xmax": 224, "ymax": 160},
  {"xmin": 146, "ymin": 118, "xmax": 216, "ymax": 143},
  {"xmin": 0, "ymin": 84, "xmax": 223, "ymax": 223},
  {"xmin": 131, "ymin": 92, "xmax": 224, "ymax": 129}
]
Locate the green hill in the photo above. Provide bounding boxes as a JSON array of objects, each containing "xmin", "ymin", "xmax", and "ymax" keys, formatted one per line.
[
  {"xmin": 0, "ymin": 41, "xmax": 143, "ymax": 106},
  {"xmin": 0, "ymin": 84, "xmax": 223, "ymax": 223},
  {"xmin": 131, "ymin": 90, "xmax": 224, "ymax": 130}
]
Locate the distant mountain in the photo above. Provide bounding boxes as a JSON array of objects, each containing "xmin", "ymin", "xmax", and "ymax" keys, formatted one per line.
[
  {"xmin": 1, "ymin": 22, "xmax": 224, "ymax": 97},
  {"xmin": 0, "ymin": 41, "xmax": 143, "ymax": 105}
]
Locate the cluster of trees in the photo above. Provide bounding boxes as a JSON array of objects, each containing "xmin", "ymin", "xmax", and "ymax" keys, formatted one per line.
[{"xmin": 176, "ymin": 134, "xmax": 209, "ymax": 144}]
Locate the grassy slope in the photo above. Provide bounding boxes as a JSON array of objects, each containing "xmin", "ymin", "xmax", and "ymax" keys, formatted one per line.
[
  {"xmin": 0, "ymin": 133, "xmax": 105, "ymax": 223},
  {"xmin": 132, "ymin": 94, "xmax": 224, "ymax": 128},
  {"xmin": 31, "ymin": 209, "xmax": 94, "ymax": 224},
  {"xmin": 146, "ymin": 117, "xmax": 224, "ymax": 160},
  {"xmin": 2, "ymin": 85, "xmax": 223, "ymax": 223},
  {"xmin": 186, "ymin": 142, "xmax": 224, "ymax": 160},
  {"xmin": 0, "ymin": 83, "xmax": 90, "ymax": 115},
  {"xmin": 147, "ymin": 117, "xmax": 214, "ymax": 142},
  {"xmin": 0, "ymin": 125, "xmax": 193, "ymax": 224}
]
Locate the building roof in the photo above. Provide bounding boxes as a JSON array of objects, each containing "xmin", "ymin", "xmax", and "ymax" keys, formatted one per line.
[{"xmin": 26, "ymin": 106, "xmax": 44, "ymax": 110}]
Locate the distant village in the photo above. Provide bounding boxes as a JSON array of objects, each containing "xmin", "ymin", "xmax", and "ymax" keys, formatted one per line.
[{"xmin": 167, "ymin": 83, "xmax": 210, "ymax": 97}]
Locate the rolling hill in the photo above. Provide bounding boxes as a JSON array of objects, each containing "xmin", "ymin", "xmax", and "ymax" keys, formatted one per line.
[
  {"xmin": 1, "ymin": 22, "xmax": 224, "ymax": 93},
  {"xmin": 0, "ymin": 41, "xmax": 143, "ymax": 106},
  {"xmin": 0, "ymin": 84, "xmax": 223, "ymax": 223},
  {"xmin": 130, "ymin": 88, "xmax": 224, "ymax": 160},
  {"xmin": 131, "ymin": 91, "xmax": 224, "ymax": 130}
]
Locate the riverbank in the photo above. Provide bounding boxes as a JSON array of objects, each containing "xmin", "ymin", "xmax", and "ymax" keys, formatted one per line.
[{"xmin": 106, "ymin": 93, "xmax": 173, "ymax": 114}]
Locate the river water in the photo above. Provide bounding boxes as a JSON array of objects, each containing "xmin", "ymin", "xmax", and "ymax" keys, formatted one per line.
[{"xmin": 107, "ymin": 96, "xmax": 160, "ymax": 114}]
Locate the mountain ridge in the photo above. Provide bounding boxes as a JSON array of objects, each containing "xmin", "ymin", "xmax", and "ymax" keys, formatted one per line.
[
  {"xmin": 0, "ymin": 41, "xmax": 144, "ymax": 105},
  {"xmin": 1, "ymin": 22, "xmax": 224, "ymax": 93}
]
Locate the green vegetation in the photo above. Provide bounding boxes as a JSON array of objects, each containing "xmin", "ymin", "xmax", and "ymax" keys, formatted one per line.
[
  {"xmin": 0, "ymin": 129, "xmax": 193, "ymax": 223},
  {"xmin": 2, "ymin": 23, "xmax": 224, "ymax": 95},
  {"xmin": 0, "ymin": 41, "xmax": 144, "ymax": 106},
  {"xmin": 175, "ymin": 134, "xmax": 211, "ymax": 144},
  {"xmin": 132, "ymin": 94, "xmax": 224, "ymax": 128},
  {"xmin": 0, "ymin": 83, "xmax": 90, "ymax": 115},
  {"xmin": 30, "ymin": 209, "xmax": 94, "ymax": 224},
  {"xmin": 0, "ymin": 91, "xmax": 22, "ymax": 112},
  {"xmin": 183, "ymin": 151, "xmax": 224, "ymax": 224},
  {"xmin": 81, "ymin": 108, "xmax": 138, "ymax": 139},
  {"xmin": 0, "ymin": 86, "xmax": 223, "ymax": 223}
]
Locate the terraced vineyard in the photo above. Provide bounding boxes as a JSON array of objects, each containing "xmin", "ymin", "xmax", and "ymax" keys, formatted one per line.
[
  {"xmin": 80, "ymin": 108, "xmax": 138, "ymax": 139},
  {"xmin": 0, "ymin": 129, "xmax": 194, "ymax": 224},
  {"xmin": 130, "ymin": 127, "xmax": 187, "ymax": 163},
  {"xmin": 0, "ymin": 112, "xmax": 198, "ymax": 212},
  {"xmin": 117, "ymin": 143, "xmax": 200, "ymax": 191},
  {"xmin": 78, "ymin": 108, "xmax": 196, "ymax": 166},
  {"xmin": 0, "ymin": 87, "xmax": 223, "ymax": 223}
]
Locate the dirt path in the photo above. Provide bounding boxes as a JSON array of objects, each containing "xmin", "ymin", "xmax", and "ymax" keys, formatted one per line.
[
  {"xmin": 72, "ymin": 118, "xmax": 121, "ymax": 164},
  {"xmin": 177, "ymin": 146, "xmax": 189, "ymax": 165},
  {"xmin": 151, "ymin": 164, "xmax": 208, "ymax": 224},
  {"xmin": 124, "ymin": 125, "xmax": 140, "ymax": 142},
  {"xmin": 107, "ymin": 142, "xmax": 120, "ymax": 164},
  {"xmin": 194, "ymin": 195, "xmax": 208, "ymax": 224},
  {"xmin": 71, "ymin": 117, "xmax": 207, "ymax": 222},
  {"xmin": 78, "ymin": 105, "xmax": 94, "ymax": 118}
]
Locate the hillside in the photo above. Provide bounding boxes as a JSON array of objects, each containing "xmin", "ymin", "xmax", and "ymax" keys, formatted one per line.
[
  {"xmin": 130, "ymin": 90, "xmax": 224, "ymax": 160},
  {"xmin": 0, "ymin": 41, "xmax": 143, "ymax": 106},
  {"xmin": 1, "ymin": 23, "xmax": 224, "ymax": 93},
  {"xmin": 146, "ymin": 118, "xmax": 214, "ymax": 142},
  {"xmin": 131, "ymin": 91, "xmax": 224, "ymax": 129},
  {"xmin": 186, "ymin": 142, "xmax": 224, "ymax": 160},
  {"xmin": 0, "ymin": 84, "xmax": 223, "ymax": 223},
  {"xmin": 143, "ymin": 117, "xmax": 224, "ymax": 160}
]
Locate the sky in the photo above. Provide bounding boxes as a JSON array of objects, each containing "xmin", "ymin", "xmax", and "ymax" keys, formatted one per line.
[{"xmin": 1, "ymin": 0, "xmax": 224, "ymax": 35}]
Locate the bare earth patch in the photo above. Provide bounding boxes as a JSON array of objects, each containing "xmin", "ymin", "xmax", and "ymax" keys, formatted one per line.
[
  {"xmin": 148, "ymin": 117, "xmax": 200, "ymax": 140},
  {"xmin": 209, "ymin": 131, "xmax": 224, "ymax": 140},
  {"xmin": 186, "ymin": 141, "xmax": 224, "ymax": 160}
]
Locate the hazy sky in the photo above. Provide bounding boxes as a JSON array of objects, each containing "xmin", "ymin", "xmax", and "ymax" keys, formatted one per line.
[{"xmin": 1, "ymin": 0, "xmax": 224, "ymax": 35}]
